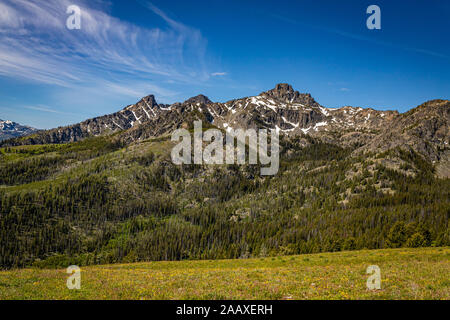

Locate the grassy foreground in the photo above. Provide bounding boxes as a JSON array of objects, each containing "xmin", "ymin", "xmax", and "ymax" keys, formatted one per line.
[{"xmin": 0, "ymin": 247, "xmax": 448, "ymax": 300}]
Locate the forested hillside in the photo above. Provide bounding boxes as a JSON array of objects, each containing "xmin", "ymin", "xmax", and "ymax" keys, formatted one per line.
[{"xmin": 1, "ymin": 131, "xmax": 448, "ymax": 269}]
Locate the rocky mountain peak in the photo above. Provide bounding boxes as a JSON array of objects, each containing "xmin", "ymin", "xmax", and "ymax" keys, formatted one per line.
[
  {"xmin": 260, "ymin": 83, "xmax": 319, "ymax": 107},
  {"xmin": 140, "ymin": 94, "xmax": 158, "ymax": 107},
  {"xmin": 0, "ymin": 119, "xmax": 13, "ymax": 129},
  {"xmin": 274, "ymin": 83, "xmax": 295, "ymax": 93},
  {"xmin": 262, "ymin": 83, "xmax": 297, "ymax": 101},
  {"xmin": 184, "ymin": 94, "xmax": 212, "ymax": 105},
  {"xmin": 0, "ymin": 119, "xmax": 36, "ymax": 141}
]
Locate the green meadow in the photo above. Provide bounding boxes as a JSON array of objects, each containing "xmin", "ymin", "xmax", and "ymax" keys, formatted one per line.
[{"xmin": 0, "ymin": 247, "xmax": 448, "ymax": 300}]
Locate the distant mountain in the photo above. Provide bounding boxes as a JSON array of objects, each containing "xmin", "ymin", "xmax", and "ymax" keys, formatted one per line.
[{"xmin": 0, "ymin": 119, "xmax": 36, "ymax": 141}]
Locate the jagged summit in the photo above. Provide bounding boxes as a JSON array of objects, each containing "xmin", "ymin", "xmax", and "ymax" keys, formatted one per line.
[
  {"xmin": 260, "ymin": 83, "xmax": 320, "ymax": 107},
  {"xmin": 139, "ymin": 94, "xmax": 158, "ymax": 107},
  {"xmin": 184, "ymin": 94, "xmax": 212, "ymax": 105},
  {"xmin": 261, "ymin": 83, "xmax": 298, "ymax": 102}
]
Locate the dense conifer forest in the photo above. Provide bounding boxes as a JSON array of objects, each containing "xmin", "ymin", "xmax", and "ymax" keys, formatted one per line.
[{"xmin": 0, "ymin": 134, "xmax": 448, "ymax": 269}]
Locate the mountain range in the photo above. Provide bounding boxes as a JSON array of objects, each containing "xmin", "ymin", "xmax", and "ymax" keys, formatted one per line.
[{"xmin": 3, "ymin": 83, "xmax": 449, "ymax": 178}]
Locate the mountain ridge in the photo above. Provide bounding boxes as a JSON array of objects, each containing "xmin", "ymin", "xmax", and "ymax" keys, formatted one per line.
[
  {"xmin": 1, "ymin": 84, "xmax": 448, "ymax": 178},
  {"xmin": 0, "ymin": 84, "xmax": 402, "ymax": 144}
]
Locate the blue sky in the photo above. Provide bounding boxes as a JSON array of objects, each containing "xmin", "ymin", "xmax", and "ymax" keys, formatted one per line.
[{"xmin": 0, "ymin": 0, "xmax": 449, "ymax": 129}]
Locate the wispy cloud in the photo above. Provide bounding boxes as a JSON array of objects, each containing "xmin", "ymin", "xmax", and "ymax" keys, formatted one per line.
[
  {"xmin": 0, "ymin": 0, "xmax": 212, "ymax": 100},
  {"xmin": 24, "ymin": 105, "xmax": 76, "ymax": 115},
  {"xmin": 211, "ymin": 72, "xmax": 227, "ymax": 76},
  {"xmin": 323, "ymin": 28, "xmax": 449, "ymax": 60},
  {"xmin": 271, "ymin": 13, "xmax": 449, "ymax": 60}
]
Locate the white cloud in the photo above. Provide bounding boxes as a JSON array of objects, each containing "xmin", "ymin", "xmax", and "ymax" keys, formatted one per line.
[
  {"xmin": 211, "ymin": 72, "xmax": 227, "ymax": 76},
  {"xmin": 0, "ymin": 0, "xmax": 211, "ymax": 99},
  {"xmin": 24, "ymin": 105, "xmax": 76, "ymax": 115},
  {"xmin": 271, "ymin": 13, "xmax": 449, "ymax": 60},
  {"xmin": 101, "ymin": 81, "xmax": 177, "ymax": 98}
]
